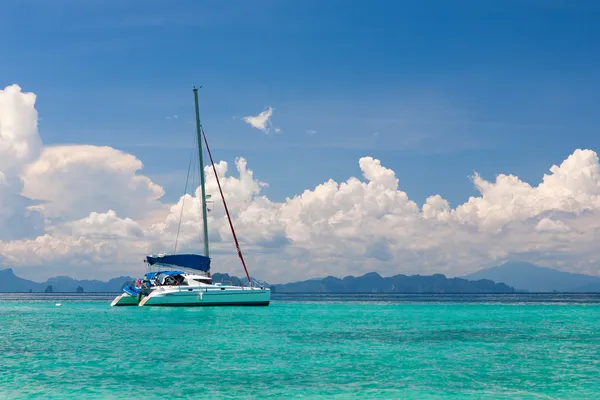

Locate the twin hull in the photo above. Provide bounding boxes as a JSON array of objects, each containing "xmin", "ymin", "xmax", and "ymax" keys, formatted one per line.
[{"xmin": 111, "ymin": 286, "xmax": 270, "ymax": 307}]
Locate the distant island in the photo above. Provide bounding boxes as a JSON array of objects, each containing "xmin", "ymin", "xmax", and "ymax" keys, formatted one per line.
[
  {"xmin": 0, "ymin": 267, "xmax": 513, "ymax": 293},
  {"xmin": 0, "ymin": 268, "xmax": 262, "ymax": 293},
  {"xmin": 270, "ymin": 272, "xmax": 514, "ymax": 293},
  {"xmin": 464, "ymin": 261, "xmax": 600, "ymax": 292},
  {"xmin": 1, "ymin": 261, "xmax": 599, "ymax": 293},
  {"xmin": 0, "ymin": 268, "xmax": 135, "ymax": 293}
]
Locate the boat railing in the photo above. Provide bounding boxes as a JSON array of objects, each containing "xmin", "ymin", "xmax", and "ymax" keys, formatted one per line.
[
  {"xmin": 165, "ymin": 285, "xmax": 262, "ymax": 293},
  {"xmin": 173, "ymin": 286, "xmax": 210, "ymax": 293}
]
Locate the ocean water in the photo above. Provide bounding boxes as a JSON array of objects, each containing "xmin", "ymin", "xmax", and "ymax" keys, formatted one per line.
[{"xmin": 1, "ymin": 293, "xmax": 599, "ymax": 399}]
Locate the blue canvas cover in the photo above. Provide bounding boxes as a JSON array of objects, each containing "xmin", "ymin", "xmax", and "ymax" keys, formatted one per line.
[
  {"xmin": 144, "ymin": 271, "xmax": 184, "ymax": 281},
  {"xmin": 146, "ymin": 254, "xmax": 211, "ymax": 272},
  {"xmin": 123, "ymin": 284, "xmax": 141, "ymax": 297}
]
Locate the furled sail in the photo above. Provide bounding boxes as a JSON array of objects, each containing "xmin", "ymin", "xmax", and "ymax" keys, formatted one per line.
[{"xmin": 146, "ymin": 254, "xmax": 211, "ymax": 272}]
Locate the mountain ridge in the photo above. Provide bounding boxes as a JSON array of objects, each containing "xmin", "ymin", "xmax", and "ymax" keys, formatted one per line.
[
  {"xmin": 0, "ymin": 268, "xmax": 135, "ymax": 293},
  {"xmin": 270, "ymin": 272, "xmax": 515, "ymax": 293},
  {"xmin": 464, "ymin": 261, "xmax": 600, "ymax": 292},
  {"xmin": 3, "ymin": 261, "xmax": 599, "ymax": 293},
  {"xmin": 0, "ymin": 268, "xmax": 515, "ymax": 293},
  {"xmin": 0, "ymin": 269, "xmax": 262, "ymax": 293}
]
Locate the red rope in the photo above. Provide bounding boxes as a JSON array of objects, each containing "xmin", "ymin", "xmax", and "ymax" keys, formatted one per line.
[{"xmin": 201, "ymin": 128, "xmax": 253, "ymax": 287}]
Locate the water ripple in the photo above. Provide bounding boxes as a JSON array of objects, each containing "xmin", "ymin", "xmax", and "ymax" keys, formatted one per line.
[{"xmin": 0, "ymin": 293, "xmax": 598, "ymax": 399}]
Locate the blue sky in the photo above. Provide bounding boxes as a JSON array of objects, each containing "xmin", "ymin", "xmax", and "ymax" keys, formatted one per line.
[{"xmin": 2, "ymin": 0, "xmax": 599, "ymax": 206}]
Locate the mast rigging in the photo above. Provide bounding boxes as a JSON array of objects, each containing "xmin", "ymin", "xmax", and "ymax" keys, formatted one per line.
[{"xmin": 193, "ymin": 87, "xmax": 253, "ymax": 287}]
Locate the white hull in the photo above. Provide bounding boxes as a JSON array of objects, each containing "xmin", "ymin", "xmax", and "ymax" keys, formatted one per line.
[
  {"xmin": 110, "ymin": 293, "xmax": 140, "ymax": 307},
  {"xmin": 139, "ymin": 285, "xmax": 270, "ymax": 307},
  {"xmin": 111, "ymin": 285, "xmax": 270, "ymax": 307}
]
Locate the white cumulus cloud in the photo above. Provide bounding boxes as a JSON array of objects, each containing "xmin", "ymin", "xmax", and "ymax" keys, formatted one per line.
[
  {"xmin": 21, "ymin": 145, "xmax": 165, "ymax": 221},
  {"xmin": 535, "ymin": 217, "xmax": 570, "ymax": 233},
  {"xmin": 0, "ymin": 84, "xmax": 42, "ymax": 173},
  {"xmin": 242, "ymin": 107, "xmax": 279, "ymax": 134},
  {"xmin": 0, "ymin": 84, "xmax": 162, "ymax": 277},
  {"xmin": 145, "ymin": 151, "xmax": 600, "ymax": 281},
  {"xmin": 0, "ymin": 85, "xmax": 44, "ymax": 240},
  {"xmin": 61, "ymin": 210, "xmax": 145, "ymax": 239},
  {"xmin": 2, "ymin": 83, "xmax": 600, "ymax": 282}
]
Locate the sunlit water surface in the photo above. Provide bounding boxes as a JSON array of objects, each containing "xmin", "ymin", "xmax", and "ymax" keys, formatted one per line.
[{"xmin": 1, "ymin": 293, "xmax": 598, "ymax": 399}]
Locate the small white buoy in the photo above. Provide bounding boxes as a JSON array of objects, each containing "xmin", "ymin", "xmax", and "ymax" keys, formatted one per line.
[{"xmin": 55, "ymin": 303, "xmax": 62, "ymax": 307}]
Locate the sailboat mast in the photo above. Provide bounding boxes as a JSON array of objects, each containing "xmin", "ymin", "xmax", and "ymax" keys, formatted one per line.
[{"xmin": 193, "ymin": 87, "xmax": 210, "ymax": 258}]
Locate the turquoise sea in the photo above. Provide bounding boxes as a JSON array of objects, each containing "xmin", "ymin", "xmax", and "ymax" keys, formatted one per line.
[{"xmin": 1, "ymin": 293, "xmax": 599, "ymax": 399}]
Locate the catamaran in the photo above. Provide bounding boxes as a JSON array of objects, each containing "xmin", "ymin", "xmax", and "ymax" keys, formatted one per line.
[{"xmin": 111, "ymin": 88, "xmax": 270, "ymax": 307}]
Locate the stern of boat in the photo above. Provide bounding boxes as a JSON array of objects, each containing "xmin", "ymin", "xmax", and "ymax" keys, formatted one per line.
[
  {"xmin": 110, "ymin": 293, "xmax": 140, "ymax": 306},
  {"xmin": 111, "ymin": 283, "xmax": 144, "ymax": 306}
]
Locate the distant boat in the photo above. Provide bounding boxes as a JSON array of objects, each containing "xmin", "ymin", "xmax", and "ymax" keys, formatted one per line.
[{"xmin": 111, "ymin": 88, "xmax": 270, "ymax": 307}]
